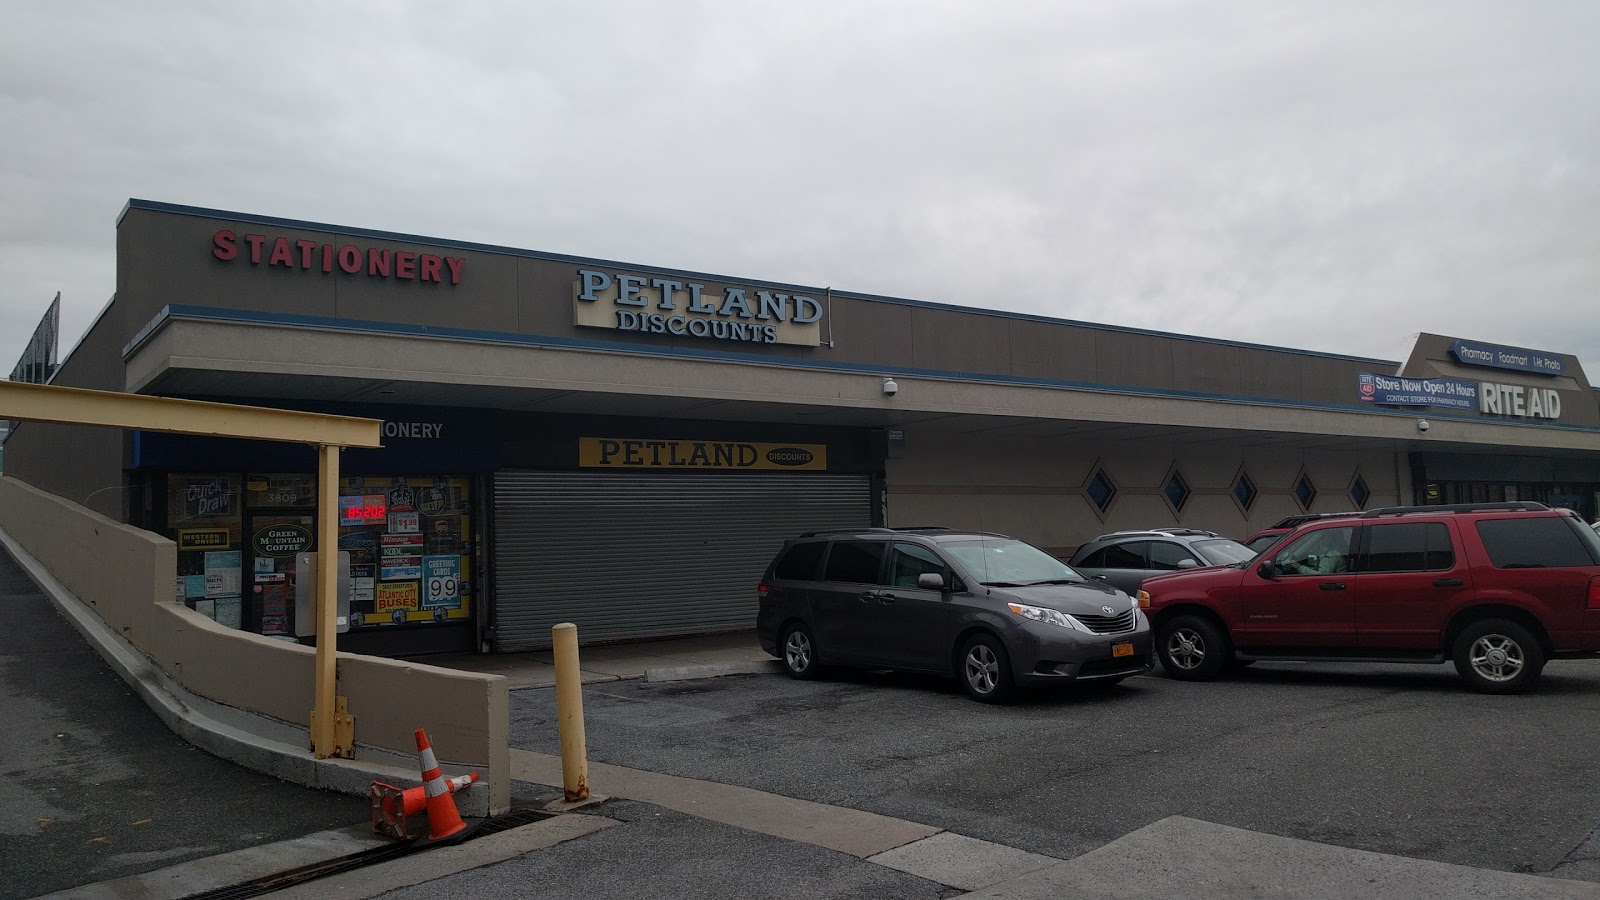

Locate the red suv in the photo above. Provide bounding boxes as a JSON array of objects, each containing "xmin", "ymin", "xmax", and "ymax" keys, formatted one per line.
[{"xmin": 1138, "ymin": 502, "xmax": 1600, "ymax": 693}]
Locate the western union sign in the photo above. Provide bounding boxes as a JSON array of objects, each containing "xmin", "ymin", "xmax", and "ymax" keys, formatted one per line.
[{"xmin": 580, "ymin": 438, "xmax": 827, "ymax": 470}]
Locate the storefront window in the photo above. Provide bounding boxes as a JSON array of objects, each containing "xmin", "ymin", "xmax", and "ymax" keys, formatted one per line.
[
  {"xmin": 167, "ymin": 472, "xmax": 474, "ymax": 638},
  {"xmin": 337, "ymin": 475, "xmax": 474, "ymax": 629},
  {"xmin": 167, "ymin": 474, "xmax": 245, "ymax": 630}
]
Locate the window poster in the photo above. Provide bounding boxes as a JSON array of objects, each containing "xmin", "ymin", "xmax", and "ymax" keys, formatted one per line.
[
  {"xmin": 204, "ymin": 551, "xmax": 241, "ymax": 598},
  {"xmin": 214, "ymin": 596, "xmax": 243, "ymax": 630},
  {"xmin": 423, "ymin": 555, "xmax": 461, "ymax": 609},
  {"xmin": 338, "ymin": 474, "xmax": 474, "ymax": 627}
]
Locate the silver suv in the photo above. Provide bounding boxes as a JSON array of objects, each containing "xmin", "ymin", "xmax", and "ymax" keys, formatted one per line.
[{"xmin": 1067, "ymin": 528, "xmax": 1257, "ymax": 595}]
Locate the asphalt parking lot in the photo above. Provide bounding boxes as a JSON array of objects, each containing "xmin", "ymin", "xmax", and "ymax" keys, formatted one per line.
[
  {"xmin": 0, "ymin": 549, "xmax": 367, "ymax": 900},
  {"xmin": 510, "ymin": 659, "xmax": 1600, "ymax": 883}
]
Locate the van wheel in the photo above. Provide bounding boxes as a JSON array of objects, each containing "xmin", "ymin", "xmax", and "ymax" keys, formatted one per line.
[
  {"xmin": 1453, "ymin": 619, "xmax": 1545, "ymax": 694},
  {"xmin": 1157, "ymin": 615, "xmax": 1230, "ymax": 681},
  {"xmin": 780, "ymin": 623, "xmax": 822, "ymax": 680},
  {"xmin": 959, "ymin": 633, "xmax": 1016, "ymax": 703}
]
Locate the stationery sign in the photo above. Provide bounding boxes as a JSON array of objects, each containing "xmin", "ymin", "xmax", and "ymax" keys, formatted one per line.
[
  {"xmin": 1358, "ymin": 373, "xmax": 1477, "ymax": 410},
  {"xmin": 1449, "ymin": 340, "xmax": 1564, "ymax": 376}
]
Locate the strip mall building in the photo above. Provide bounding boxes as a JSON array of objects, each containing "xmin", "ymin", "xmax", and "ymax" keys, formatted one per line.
[{"xmin": 7, "ymin": 199, "xmax": 1600, "ymax": 656}]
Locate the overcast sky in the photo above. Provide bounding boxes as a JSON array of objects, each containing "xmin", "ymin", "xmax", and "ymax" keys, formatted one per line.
[{"xmin": 2, "ymin": 1, "xmax": 1597, "ymax": 377}]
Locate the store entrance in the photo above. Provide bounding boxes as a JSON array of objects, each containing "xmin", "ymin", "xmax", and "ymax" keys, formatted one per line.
[{"xmin": 245, "ymin": 511, "xmax": 316, "ymax": 637}]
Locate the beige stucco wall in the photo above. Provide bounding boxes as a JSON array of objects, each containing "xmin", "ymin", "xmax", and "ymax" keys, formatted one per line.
[
  {"xmin": 887, "ymin": 433, "xmax": 1407, "ymax": 556},
  {"xmin": 0, "ymin": 475, "xmax": 509, "ymax": 810}
]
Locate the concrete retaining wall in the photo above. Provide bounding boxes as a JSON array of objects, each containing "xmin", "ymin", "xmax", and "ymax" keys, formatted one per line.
[{"xmin": 0, "ymin": 475, "xmax": 510, "ymax": 813}]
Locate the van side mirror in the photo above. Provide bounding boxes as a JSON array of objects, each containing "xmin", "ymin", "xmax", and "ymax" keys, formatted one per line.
[
  {"xmin": 917, "ymin": 573, "xmax": 946, "ymax": 591},
  {"xmin": 1257, "ymin": 561, "xmax": 1277, "ymax": 579},
  {"xmin": 1177, "ymin": 559, "xmax": 1199, "ymax": 569}
]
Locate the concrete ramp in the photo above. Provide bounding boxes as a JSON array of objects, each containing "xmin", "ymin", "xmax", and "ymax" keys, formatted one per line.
[{"xmin": 961, "ymin": 816, "xmax": 1600, "ymax": 900}]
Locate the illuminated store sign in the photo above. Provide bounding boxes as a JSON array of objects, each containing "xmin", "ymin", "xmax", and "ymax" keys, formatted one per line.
[{"xmin": 573, "ymin": 269, "xmax": 823, "ymax": 347}]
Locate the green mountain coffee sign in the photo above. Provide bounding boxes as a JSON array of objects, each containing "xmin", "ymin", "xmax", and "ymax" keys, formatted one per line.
[{"xmin": 254, "ymin": 524, "xmax": 312, "ymax": 558}]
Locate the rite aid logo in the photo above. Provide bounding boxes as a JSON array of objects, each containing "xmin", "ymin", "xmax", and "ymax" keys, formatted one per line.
[
  {"xmin": 764, "ymin": 447, "xmax": 816, "ymax": 467},
  {"xmin": 1359, "ymin": 373, "xmax": 1376, "ymax": 401}
]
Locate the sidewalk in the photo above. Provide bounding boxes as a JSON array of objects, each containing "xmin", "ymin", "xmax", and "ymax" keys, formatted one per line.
[{"xmin": 414, "ymin": 630, "xmax": 779, "ymax": 690}]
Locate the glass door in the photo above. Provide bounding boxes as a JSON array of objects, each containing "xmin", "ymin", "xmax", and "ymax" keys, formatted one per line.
[
  {"xmin": 243, "ymin": 475, "xmax": 319, "ymax": 636},
  {"xmin": 246, "ymin": 512, "xmax": 316, "ymax": 636}
]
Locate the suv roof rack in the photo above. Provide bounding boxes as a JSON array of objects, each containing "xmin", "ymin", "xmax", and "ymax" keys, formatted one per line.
[
  {"xmin": 795, "ymin": 525, "xmax": 962, "ymax": 538},
  {"xmin": 1270, "ymin": 512, "xmax": 1361, "ymax": 528},
  {"xmin": 1092, "ymin": 528, "xmax": 1222, "ymax": 541},
  {"xmin": 1358, "ymin": 501, "xmax": 1552, "ymax": 519}
]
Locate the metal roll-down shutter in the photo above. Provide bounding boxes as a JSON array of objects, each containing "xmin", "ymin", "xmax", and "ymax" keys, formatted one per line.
[{"xmin": 491, "ymin": 470, "xmax": 871, "ymax": 649}]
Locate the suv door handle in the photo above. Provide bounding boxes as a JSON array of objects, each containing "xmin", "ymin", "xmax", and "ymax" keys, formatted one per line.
[
  {"xmin": 1319, "ymin": 582, "xmax": 1347, "ymax": 591},
  {"xmin": 858, "ymin": 591, "xmax": 879, "ymax": 602},
  {"xmin": 1433, "ymin": 578, "xmax": 1464, "ymax": 587},
  {"xmin": 878, "ymin": 593, "xmax": 897, "ymax": 605}
]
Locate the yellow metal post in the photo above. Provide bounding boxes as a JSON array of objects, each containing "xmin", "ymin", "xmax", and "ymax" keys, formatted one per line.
[
  {"xmin": 309, "ymin": 443, "xmax": 351, "ymax": 758},
  {"xmin": 551, "ymin": 623, "xmax": 589, "ymax": 801}
]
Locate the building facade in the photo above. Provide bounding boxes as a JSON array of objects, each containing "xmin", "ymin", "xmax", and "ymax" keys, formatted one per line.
[{"xmin": 6, "ymin": 199, "xmax": 1599, "ymax": 655}]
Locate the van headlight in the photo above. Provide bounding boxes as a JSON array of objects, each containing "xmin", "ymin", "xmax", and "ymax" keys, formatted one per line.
[{"xmin": 1007, "ymin": 602, "xmax": 1088, "ymax": 632}]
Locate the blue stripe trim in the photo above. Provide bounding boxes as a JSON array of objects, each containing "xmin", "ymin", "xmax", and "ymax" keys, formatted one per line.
[
  {"xmin": 120, "ymin": 198, "xmax": 1398, "ymax": 367},
  {"xmin": 122, "ymin": 305, "xmax": 1600, "ymax": 434}
]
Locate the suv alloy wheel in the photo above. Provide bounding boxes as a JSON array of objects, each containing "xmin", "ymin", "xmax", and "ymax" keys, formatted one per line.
[
  {"xmin": 1452, "ymin": 618, "xmax": 1546, "ymax": 694},
  {"xmin": 1157, "ymin": 615, "xmax": 1231, "ymax": 681}
]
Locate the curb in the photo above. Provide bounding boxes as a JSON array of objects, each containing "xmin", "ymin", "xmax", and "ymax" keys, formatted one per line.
[{"xmin": 643, "ymin": 659, "xmax": 783, "ymax": 683}]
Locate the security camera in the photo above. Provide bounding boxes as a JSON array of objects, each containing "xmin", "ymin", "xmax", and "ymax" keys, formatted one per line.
[
  {"xmin": 882, "ymin": 378, "xmax": 899, "ymax": 397},
  {"xmin": 1417, "ymin": 419, "xmax": 1430, "ymax": 433}
]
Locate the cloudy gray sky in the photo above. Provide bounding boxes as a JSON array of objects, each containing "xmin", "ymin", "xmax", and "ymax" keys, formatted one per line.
[{"xmin": 2, "ymin": 1, "xmax": 1597, "ymax": 375}]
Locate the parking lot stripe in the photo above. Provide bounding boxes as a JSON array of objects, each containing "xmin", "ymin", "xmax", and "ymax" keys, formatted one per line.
[{"xmin": 509, "ymin": 748, "xmax": 942, "ymax": 859}]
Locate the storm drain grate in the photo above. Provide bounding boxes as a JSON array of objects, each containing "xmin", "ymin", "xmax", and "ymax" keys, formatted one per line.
[{"xmin": 177, "ymin": 808, "xmax": 558, "ymax": 900}]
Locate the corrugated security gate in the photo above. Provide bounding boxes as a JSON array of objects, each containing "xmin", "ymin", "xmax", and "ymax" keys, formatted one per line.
[{"xmin": 492, "ymin": 470, "xmax": 871, "ymax": 649}]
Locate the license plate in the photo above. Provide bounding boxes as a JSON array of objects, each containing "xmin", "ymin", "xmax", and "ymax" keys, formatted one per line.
[{"xmin": 1112, "ymin": 642, "xmax": 1134, "ymax": 658}]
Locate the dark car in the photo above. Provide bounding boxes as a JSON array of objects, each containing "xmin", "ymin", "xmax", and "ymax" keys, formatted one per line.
[
  {"xmin": 1067, "ymin": 529, "xmax": 1257, "ymax": 595},
  {"xmin": 1139, "ymin": 502, "xmax": 1600, "ymax": 693},
  {"xmin": 1241, "ymin": 512, "xmax": 1361, "ymax": 554},
  {"xmin": 757, "ymin": 526, "xmax": 1153, "ymax": 702}
]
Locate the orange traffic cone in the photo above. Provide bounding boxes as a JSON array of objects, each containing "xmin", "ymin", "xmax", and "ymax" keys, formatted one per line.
[
  {"xmin": 385, "ymin": 771, "xmax": 476, "ymax": 819},
  {"xmin": 415, "ymin": 728, "xmax": 468, "ymax": 841}
]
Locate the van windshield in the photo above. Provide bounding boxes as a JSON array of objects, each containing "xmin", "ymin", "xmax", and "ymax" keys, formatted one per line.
[{"xmin": 940, "ymin": 539, "xmax": 1086, "ymax": 586}]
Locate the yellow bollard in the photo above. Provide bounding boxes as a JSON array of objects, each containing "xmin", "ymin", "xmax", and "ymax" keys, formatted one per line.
[{"xmin": 551, "ymin": 622, "xmax": 589, "ymax": 802}]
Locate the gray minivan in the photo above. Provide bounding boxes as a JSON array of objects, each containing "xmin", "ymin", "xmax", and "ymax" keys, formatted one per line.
[{"xmin": 756, "ymin": 526, "xmax": 1153, "ymax": 702}]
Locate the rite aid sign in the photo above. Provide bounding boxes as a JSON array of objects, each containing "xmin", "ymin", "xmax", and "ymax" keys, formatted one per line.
[{"xmin": 1450, "ymin": 339, "xmax": 1564, "ymax": 376}]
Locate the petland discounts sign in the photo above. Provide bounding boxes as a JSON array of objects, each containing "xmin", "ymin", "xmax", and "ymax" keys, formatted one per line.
[
  {"xmin": 573, "ymin": 269, "xmax": 823, "ymax": 346},
  {"xmin": 1358, "ymin": 373, "xmax": 1477, "ymax": 410}
]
